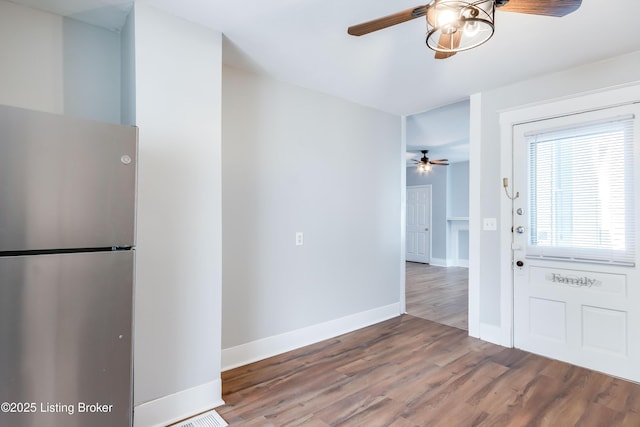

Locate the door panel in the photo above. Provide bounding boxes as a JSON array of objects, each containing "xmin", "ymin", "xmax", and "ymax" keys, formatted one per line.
[
  {"xmin": 406, "ymin": 186, "xmax": 431, "ymax": 263},
  {"xmin": 0, "ymin": 251, "xmax": 133, "ymax": 427},
  {"xmin": 512, "ymin": 103, "xmax": 640, "ymax": 382}
]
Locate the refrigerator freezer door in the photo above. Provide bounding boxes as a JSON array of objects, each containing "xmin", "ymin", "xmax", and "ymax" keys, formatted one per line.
[
  {"xmin": 0, "ymin": 251, "xmax": 133, "ymax": 427},
  {"xmin": 0, "ymin": 105, "xmax": 137, "ymax": 252}
]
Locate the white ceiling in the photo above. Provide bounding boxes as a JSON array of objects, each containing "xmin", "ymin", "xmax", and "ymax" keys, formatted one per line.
[
  {"xmin": 146, "ymin": 0, "xmax": 640, "ymax": 116},
  {"xmin": 406, "ymin": 99, "xmax": 470, "ymax": 163},
  {"xmin": 12, "ymin": 0, "xmax": 640, "ymax": 115}
]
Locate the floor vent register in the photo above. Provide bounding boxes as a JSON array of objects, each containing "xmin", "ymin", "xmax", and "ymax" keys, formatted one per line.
[{"xmin": 172, "ymin": 409, "xmax": 228, "ymax": 427}]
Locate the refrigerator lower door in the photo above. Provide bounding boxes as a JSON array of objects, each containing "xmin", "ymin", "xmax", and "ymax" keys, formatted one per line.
[{"xmin": 0, "ymin": 250, "xmax": 133, "ymax": 427}]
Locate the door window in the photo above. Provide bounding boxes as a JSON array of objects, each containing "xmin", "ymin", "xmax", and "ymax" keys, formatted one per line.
[{"xmin": 526, "ymin": 115, "xmax": 636, "ymax": 265}]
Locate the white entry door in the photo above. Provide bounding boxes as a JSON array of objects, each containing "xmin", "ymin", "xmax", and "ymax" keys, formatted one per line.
[
  {"xmin": 512, "ymin": 102, "xmax": 640, "ymax": 382},
  {"xmin": 406, "ymin": 185, "xmax": 431, "ymax": 263}
]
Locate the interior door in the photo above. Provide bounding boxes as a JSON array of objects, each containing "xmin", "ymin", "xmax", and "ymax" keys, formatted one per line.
[
  {"xmin": 406, "ymin": 185, "xmax": 431, "ymax": 263},
  {"xmin": 512, "ymin": 103, "xmax": 640, "ymax": 382}
]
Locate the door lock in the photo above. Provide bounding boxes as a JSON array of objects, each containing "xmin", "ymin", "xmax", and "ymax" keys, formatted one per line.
[
  {"xmin": 515, "ymin": 226, "xmax": 525, "ymax": 234},
  {"xmin": 515, "ymin": 260, "xmax": 524, "ymax": 268}
]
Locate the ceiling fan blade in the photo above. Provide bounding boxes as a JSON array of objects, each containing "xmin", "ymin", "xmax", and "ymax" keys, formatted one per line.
[
  {"xmin": 434, "ymin": 31, "xmax": 461, "ymax": 59},
  {"xmin": 497, "ymin": 0, "xmax": 582, "ymax": 17},
  {"xmin": 431, "ymin": 162, "xmax": 450, "ymax": 166},
  {"xmin": 430, "ymin": 159, "xmax": 449, "ymax": 164},
  {"xmin": 348, "ymin": 5, "xmax": 427, "ymax": 36}
]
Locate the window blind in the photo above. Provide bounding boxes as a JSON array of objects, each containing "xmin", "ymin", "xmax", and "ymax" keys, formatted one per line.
[{"xmin": 526, "ymin": 114, "xmax": 636, "ymax": 266}]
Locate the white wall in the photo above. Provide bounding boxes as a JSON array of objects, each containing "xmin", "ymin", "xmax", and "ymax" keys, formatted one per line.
[
  {"xmin": 133, "ymin": 4, "xmax": 223, "ymax": 426},
  {"xmin": 472, "ymin": 50, "xmax": 640, "ymax": 330},
  {"xmin": 0, "ymin": 0, "xmax": 121, "ymax": 123},
  {"xmin": 120, "ymin": 8, "xmax": 136, "ymax": 126},
  {"xmin": 449, "ymin": 161, "xmax": 469, "ymax": 218},
  {"xmin": 221, "ymin": 65, "xmax": 402, "ymax": 365},
  {"xmin": 0, "ymin": 1, "xmax": 64, "ymax": 113},
  {"xmin": 62, "ymin": 17, "xmax": 121, "ymax": 124}
]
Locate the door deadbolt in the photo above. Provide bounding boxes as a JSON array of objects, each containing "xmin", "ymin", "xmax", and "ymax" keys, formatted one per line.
[
  {"xmin": 516, "ymin": 260, "xmax": 524, "ymax": 268},
  {"xmin": 516, "ymin": 208, "xmax": 524, "ymax": 215},
  {"xmin": 516, "ymin": 226, "xmax": 525, "ymax": 234}
]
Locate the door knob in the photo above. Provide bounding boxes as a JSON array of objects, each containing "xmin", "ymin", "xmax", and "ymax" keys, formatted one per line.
[{"xmin": 516, "ymin": 226, "xmax": 525, "ymax": 234}]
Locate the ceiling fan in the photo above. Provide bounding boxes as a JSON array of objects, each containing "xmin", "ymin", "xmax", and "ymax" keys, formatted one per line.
[
  {"xmin": 348, "ymin": 0, "xmax": 582, "ymax": 59},
  {"xmin": 413, "ymin": 150, "xmax": 449, "ymax": 172}
]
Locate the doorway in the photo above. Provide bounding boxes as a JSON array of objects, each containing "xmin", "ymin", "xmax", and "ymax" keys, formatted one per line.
[{"xmin": 403, "ymin": 101, "xmax": 471, "ymax": 331}]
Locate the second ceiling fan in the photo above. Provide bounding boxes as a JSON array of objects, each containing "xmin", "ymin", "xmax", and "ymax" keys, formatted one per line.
[
  {"xmin": 348, "ymin": 0, "xmax": 582, "ymax": 59},
  {"xmin": 413, "ymin": 150, "xmax": 449, "ymax": 173}
]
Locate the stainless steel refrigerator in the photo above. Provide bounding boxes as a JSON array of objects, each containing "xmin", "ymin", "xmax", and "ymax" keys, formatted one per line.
[{"xmin": 0, "ymin": 104, "xmax": 137, "ymax": 427}]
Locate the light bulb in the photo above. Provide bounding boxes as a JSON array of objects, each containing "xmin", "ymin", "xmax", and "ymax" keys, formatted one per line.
[
  {"xmin": 464, "ymin": 21, "xmax": 479, "ymax": 36},
  {"xmin": 418, "ymin": 162, "xmax": 432, "ymax": 173},
  {"xmin": 437, "ymin": 8, "xmax": 459, "ymax": 28}
]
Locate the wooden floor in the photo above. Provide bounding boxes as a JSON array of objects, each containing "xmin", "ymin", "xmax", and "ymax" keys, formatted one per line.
[
  {"xmin": 219, "ymin": 315, "xmax": 640, "ymax": 426},
  {"xmin": 406, "ymin": 262, "xmax": 468, "ymax": 330}
]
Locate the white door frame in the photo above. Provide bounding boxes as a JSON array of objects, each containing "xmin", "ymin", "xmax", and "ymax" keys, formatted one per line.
[
  {"xmin": 498, "ymin": 82, "xmax": 640, "ymax": 348},
  {"xmin": 400, "ymin": 117, "xmax": 407, "ymax": 314},
  {"xmin": 406, "ymin": 185, "xmax": 433, "ymax": 264}
]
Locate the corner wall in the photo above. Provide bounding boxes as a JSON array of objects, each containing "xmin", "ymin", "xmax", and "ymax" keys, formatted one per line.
[
  {"xmin": 221, "ymin": 65, "xmax": 402, "ymax": 368},
  {"xmin": 0, "ymin": 0, "xmax": 121, "ymax": 123},
  {"xmin": 133, "ymin": 4, "xmax": 223, "ymax": 426}
]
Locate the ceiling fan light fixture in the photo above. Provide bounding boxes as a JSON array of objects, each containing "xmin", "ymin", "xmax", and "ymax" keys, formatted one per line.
[
  {"xmin": 418, "ymin": 161, "xmax": 432, "ymax": 173},
  {"xmin": 426, "ymin": 0, "xmax": 495, "ymax": 53},
  {"xmin": 414, "ymin": 150, "xmax": 449, "ymax": 172}
]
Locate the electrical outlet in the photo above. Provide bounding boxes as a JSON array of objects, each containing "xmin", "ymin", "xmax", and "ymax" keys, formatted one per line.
[
  {"xmin": 295, "ymin": 232, "xmax": 304, "ymax": 246},
  {"xmin": 483, "ymin": 218, "xmax": 497, "ymax": 231}
]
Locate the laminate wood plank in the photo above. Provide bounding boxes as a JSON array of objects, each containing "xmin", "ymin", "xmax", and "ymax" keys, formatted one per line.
[
  {"xmin": 400, "ymin": 362, "xmax": 507, "ymax": 425},
  {"xmin": 220, "ymin": 315, "xmax": 640, "ymax": 426},
  {"xmin": 536, "ymin": 370, "xmax": 627, "ymax": 427},
  {"xmin": 405, "ymin": 262, "xmax": 468, "ymax": 330},
  {"xmin": 622, "ymin": 410, "xmax": 640, "ymax": 427},
  {"xmin": 593, "ymin": 378, "xmax": 640, "ymax": 413},
  {"xmin": 386, "ymin": 417, "xmax": 421, "ymax": 427}
]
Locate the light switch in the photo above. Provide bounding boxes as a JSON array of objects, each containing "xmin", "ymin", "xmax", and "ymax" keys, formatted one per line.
[
  {"xmin": 483, "ymin": 218, "xmax": 497, "ymax": 231},
  {"xmin": 296, "ymin": 232, "xmax": 304, "ymax": 246}
]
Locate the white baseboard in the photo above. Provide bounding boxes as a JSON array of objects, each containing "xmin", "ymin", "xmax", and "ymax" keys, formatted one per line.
[
  {"xmin": 430, "ymin": 258, "xmax": 469, "ymax": 268},
  {"xmin": 222, "ymin": 303, "xmax": 402, "ymax": 371},
  {"xmin": 479, "ymin": 322, "xmax": 507, "ymax": 347},
  {"xmin": 456, "ymin": 259, "xmax": 469, "ymax": 268},
  {"xmin": 134, "ymin": 379, "xmax": 224, "ymax": 427},
  {"xmin": 429, "ymin": 258, "xmax": 449, "ymax": 267}
]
